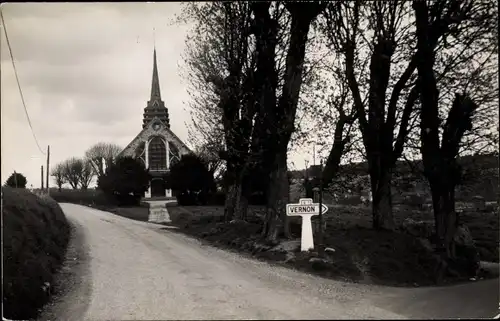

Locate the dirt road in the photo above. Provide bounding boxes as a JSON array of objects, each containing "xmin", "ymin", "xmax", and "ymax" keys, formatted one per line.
[{"xmin": 39, "ymin": 204, "xmax": 499, "ymax": 320}]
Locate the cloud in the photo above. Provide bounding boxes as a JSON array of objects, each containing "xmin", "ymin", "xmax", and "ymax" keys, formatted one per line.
[
  {"xmin": 0, "ymin": 2, "xmax": 195, "ymax": 185},
  {"xmin": 1, "ymin": 2, "xmax": 310, "ymax": 188}
]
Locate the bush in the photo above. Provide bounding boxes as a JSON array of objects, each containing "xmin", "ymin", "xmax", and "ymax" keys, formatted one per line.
[
  {"xmin": 169, "ymin": 153, "xmax": 216, "ymax": 205},
  {"xmin": 50, "ymin": 188, "xmax": 114, "ymax": 206},
  {"xmin": 98, "ymin": 156, "xmax": 150, "ymax": 206},
  {"xmin": 3, "ymin": 187, "xmax": 70, "ymax": 320}
]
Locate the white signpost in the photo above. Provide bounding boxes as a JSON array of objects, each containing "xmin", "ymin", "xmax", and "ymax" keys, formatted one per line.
[{"xmin": 286, "ymin": 198, "xmax": 329, "ymax": 252}]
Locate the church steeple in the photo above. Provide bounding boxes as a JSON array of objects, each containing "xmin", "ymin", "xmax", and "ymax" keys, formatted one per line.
[
  {"xmin": 150, "ymin": 48, "xmax": 161, "ymax": 101},
  {"xmin": 143, "ymin": 47, "xmax": 170, "ymax": 129}
]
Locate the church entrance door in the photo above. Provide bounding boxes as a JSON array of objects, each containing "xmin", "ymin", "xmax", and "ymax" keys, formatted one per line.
[{"xmin": 150, "ymin": 178, "xmax": 165, "ymax": 197}]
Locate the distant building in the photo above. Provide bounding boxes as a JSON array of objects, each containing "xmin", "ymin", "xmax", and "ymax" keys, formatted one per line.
[{"xmin": 117, "ymin": 47, "xmax": 191, "ymax": 198}]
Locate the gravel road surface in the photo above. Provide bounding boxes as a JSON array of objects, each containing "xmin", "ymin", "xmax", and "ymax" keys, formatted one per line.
[{"xmin": 39, "ymin": 204, "xmax": 499, "ymax": 320}]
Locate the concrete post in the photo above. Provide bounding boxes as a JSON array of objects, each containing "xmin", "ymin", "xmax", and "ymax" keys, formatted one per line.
[
  {"xmin": 145, "ymin": 139, "xmax": 150, "ymax": 169},
  {"xmin": 166, "ymin": 140, "xmax": 170, "ymax": 170},
  {"xmin": 145, "ymin": 139, "xmax": 151, "ymax": 198},
  {"xmin": 165, "ymin": 140, "xmax": 171, "ymax": 197}
]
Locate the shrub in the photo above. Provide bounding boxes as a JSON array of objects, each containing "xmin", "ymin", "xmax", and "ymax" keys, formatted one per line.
[
  {"xmin": 98, "ymin": 156, "xmax": 150, "ymax": 206},
  {"xmin": 3, "ymin": 187, "xmax": 70, "ymax": 320},
  {"xmin": 50, "ymin": 188, "xmax": 114, "ymax": 206},
  {"xmin": 169, "ymin": 153, "xmax": 216, "ymax": 205}
]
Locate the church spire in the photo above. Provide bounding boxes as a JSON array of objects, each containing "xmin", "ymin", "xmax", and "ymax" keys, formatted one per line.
[
  {"xmin": 143, "ymin": 46, "xmax": 170, "ymax": 129},
  {"xmin": 150, "ymin": 47, "xmax": 161, "ymax": 101}
]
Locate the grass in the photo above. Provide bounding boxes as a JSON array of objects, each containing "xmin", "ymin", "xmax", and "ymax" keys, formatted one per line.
[
  {"xmin": 48, "ymin": 188, "xmax": 151, "ymax": 220},
  {"xmin": 163, "ymin": 203, "xmax": 498, "ymax": 287},
  {"xmin": 3, "ymin": 187, "xmax": 71, "ymax": 320},
  {"xmin": 48, "ymin": 188, "xmax": 114, "ymax": 207}
]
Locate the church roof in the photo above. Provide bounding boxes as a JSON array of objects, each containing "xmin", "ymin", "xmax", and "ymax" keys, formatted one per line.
[{"xmin": 117, "ymin": 116, "xmax": 192, "ymax": 159}]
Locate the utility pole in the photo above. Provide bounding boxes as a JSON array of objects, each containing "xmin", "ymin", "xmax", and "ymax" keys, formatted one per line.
[
  {"xmin": 46, "ymin": 145, "xmax": 50, "ymax": 195},
  {"xmin": 304, "ymin": 159, "xmax": 309, "ymax": 198},
  {"xmin": 41, "ymin": 165, "xmax": 44, "ymax": 190},
  {"xmin": 14, "ymin": 170, "xmax": 18, "ymax": 188},
  {"xmin": 318, "ymin": 158, "xmax": 324, "ymax": 257},
  {"xmin": 313, "ymin": 144, "xmax": 316, "ymax": 167}
]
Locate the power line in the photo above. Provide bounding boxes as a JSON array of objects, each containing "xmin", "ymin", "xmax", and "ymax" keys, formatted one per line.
[{"xmin": 0, "ymin": 9, "xmax": 46, "ymax": 155}]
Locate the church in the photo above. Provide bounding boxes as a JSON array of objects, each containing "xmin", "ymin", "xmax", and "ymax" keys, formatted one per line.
[{"xmin": 117, "ymin": 48, "xmax": 191, "ymax": 198}]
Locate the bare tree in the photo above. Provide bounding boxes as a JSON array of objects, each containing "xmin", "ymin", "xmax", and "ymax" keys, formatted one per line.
[
  {"xmin": 85, "ymin": 142, "xmax": 122, "ymax": 179},
  {"xmin": 62, "ymin": 157, "xmax": 82, "ymax": 190},
  {"xmin": 51, "ymin": 163, "xmax": 66, "ymax": 191},
  {"xmin": 79, "ymin": 158, "xmax": 95, "ymax": 190}
]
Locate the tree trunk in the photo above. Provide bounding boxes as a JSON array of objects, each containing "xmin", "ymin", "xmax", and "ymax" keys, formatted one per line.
[
  {"xmin": 413, "ymin": 0, "xmax": 481, "ymax": 282},
  {"xmin": 263, "ymin": 152, "xmax": 290, "ymax": 242},
  {"xmin": 369, "ymin": 165, "xmax": 395, "ymax": 230},
  {"xmin": 235, "ymin": 187, "xmax": 249, "ymax": 221},
  {"xmin": 224, "ymin": 182, "xmax": 238, "ymax": 222},
  {"xmin": 429, "ymin": 175, "xmax": 458, "ymax": 283}
]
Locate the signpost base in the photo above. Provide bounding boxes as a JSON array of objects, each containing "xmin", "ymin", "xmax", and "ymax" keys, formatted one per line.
[{"xmin": 300, "ymin": 215, "xmax": 314, "ymax": 252}]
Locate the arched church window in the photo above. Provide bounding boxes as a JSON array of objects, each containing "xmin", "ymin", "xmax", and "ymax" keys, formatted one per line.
[{"xmin": 148, "ymin": 136, "xmax": 167, "ymax": 171}]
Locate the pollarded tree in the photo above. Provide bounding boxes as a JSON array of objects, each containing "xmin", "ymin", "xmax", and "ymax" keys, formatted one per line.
[
  {"xmin": 97, "ymin": 156, "xmax": 150, "ymax": 206},
  {"xmin": 256, "ymin": 1, "xmax": 327, "ymax": 241},
  {"xmin": 412, "ymin": 0, "xmax": 498, "ymax": 280},
  {"xmin": 180, "ymin": 1, "xmax": 260, "ymax": 221},
  {"xmin": 319, "ymin": 0, "xmax": 496, "ymax": 230},
  {"xmin": 4, "ymin": 172, "xmax": 27, "ymax": 188}
]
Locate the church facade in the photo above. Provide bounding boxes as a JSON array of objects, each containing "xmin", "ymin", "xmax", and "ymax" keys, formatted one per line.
[{"xmin": 117, "ymin": 48, "xmax": 191, "ymax": 198}]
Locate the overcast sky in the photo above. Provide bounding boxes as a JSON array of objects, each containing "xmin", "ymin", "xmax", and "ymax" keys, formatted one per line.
[{"xmin": 1, "ymin": 2, "xmax": 311, "ymax": 188}]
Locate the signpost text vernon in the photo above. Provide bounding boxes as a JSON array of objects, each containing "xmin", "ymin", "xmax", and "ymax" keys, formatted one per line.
[
  {"xmin": 287, "ymin": 203, "xmax": 328, "ymax": 216},
  {"xmin": 286, "ymin": 198, "xmax": 328, "ymax": 252}
]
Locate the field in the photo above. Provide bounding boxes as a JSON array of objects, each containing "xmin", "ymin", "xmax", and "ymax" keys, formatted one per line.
[
  {"xmin": 3, "ymin": 187, "xmax": 70, "ymax": 320},
  {"xmin": 164, "ymin": 203, "xmax": 498, "ymax": 287}
]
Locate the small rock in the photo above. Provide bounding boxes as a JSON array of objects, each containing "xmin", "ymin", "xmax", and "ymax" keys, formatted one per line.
[{"xmin": 309, "ymin": 257, "xmax": 324, "ymax": 263}]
